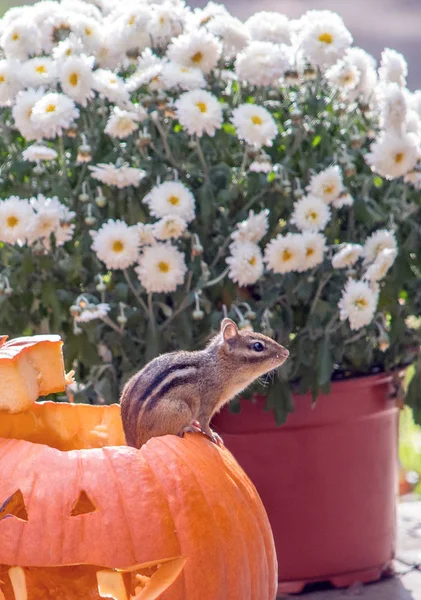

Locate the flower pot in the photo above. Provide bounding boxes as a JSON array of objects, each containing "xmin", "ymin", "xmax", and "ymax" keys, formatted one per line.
[{"xmin": 212, "ymin": 374, "xmax": 398, "ymax": 595}]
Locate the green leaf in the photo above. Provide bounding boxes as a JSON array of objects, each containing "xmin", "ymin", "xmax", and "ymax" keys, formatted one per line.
[
  {"xmin": 312, "ymin": 135, "xmax": 322, "ymax": 147},
  {"xmin": 222, "ymin": 123, "xmax": 236, "ymax": 136},
  {"xmin": 318, "ymin": 335, "xmax": 333, "ymax": 386},
  {"xmin": 373, "ymin": 176, "xmax": 384, "ymax": 188}
]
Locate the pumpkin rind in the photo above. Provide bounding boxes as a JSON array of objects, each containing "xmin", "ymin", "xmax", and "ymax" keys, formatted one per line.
[
  {"xmin": 0, "ymin": 336, "xmax": 66, "ymax": 413},
  {"xmin": 0, "ymin": 426, "xmax": 277, "ymax": 600}
]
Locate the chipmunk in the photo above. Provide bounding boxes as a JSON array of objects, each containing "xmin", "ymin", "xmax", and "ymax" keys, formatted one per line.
[{"xmin": 120, "ymin": 318, "xmax": 289, "ymax": 448}]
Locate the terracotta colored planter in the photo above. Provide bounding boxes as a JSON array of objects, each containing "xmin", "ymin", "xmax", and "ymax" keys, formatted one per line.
[{"xmin": 212, "ymin": 374, "xmax": 398, "ymax": 595}]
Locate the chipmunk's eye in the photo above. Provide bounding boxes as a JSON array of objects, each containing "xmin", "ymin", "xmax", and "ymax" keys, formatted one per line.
[{"xmin": 252, "ymin": 341, "xmax": 265, "ymax": 352}]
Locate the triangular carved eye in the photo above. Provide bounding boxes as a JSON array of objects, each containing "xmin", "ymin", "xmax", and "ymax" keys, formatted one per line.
[
  {"xmin": 0, "ymin": 490, "xmax": 28, "ymax": 522},
  {"xmin": 70, "ymin": 490, "xmax": 97, "ymax": 516}
]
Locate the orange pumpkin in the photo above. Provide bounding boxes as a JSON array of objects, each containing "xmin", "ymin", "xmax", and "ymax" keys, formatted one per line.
[{"xmin": 0, "ymin": 338, "xmax": 277, "ymax": 600}]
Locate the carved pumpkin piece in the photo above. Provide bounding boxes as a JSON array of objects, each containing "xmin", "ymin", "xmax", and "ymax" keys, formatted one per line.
[{"xmin": 0, "ymin": 336, "xmax": 68, "ymax": 414}]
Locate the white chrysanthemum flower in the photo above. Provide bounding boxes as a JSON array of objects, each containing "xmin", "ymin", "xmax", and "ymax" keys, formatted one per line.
[
  {"xmin": 409, "ymin": 90, "xmax": 421, "ymax": 120},
  {"xmin": 326, "ymin": 59, "xmax": 360, "ymax": 91},
  {"xmin": 245, "ymin": 11, "xmax": 291, "ymax": 45},
  {"xmin": 175, "ymin": 89, "xmax": 223, "ymax": 137},
  {"xmin": 89, "ymin": 163, "xmax": 146, "ymax": 188},
  {"xmin": 296, "ymin": 232, "xmax": 326, "ymax": 271},
  {"xmin": 161, "ymin": 62, "xmax": 206, "ymax": 91},
  {"xmin": 307, "ymin": 166, "xmax": 343, "ymax": 204},
  {"xmin": 91, "ymin": 219, "xmax": 140, "ymax": 270},
  {"xmin": 1, "ymin": 18, "xmax": 39, "ymax": 60},
  {"xmin": 0, "ymin": 196, "xmax": 34, "ymax": 244},
  {"xmin": 378, "ymin": 48, "xmax": 407, "ymax": 87},
  {"xmin": 366, "ymin": 132, "xmax": 419, "ymax": 180},
  {"xmin": 235, "ymin": 41, "xmax": 290, "ymax": 87},
  {"xmin": 264, "ymin": 233, "xmax": 306, "ymax": 274},
  {"xmin": 231, "ymin": 209, "xmax": 269, "ymax": 244},
  {"xmin": 363, "ymin": 229, "xmax": 398, "ymax": 263},
  {"xmin": 232, "ymin": 104, "xmax": 278, "ymax": 148},
  {"xmin": 137, "ymin": 222, "xmax": 156, "ymax": 246},
  {"xmin": 338, "ymin": 279, "xmax": 378, "ymax": 330},
  {"xmin": 93, "ymin": 69, "xmax": 130, "ymax": 106},
  {"xmin": 143, "ymin": 181, "xmax": 196, "ymax": 223},
  {"xmin": 148, "ymin": 3, "xmax": 185, "ymax": 46},
  {"xmin": 95, "ymin": 26, "xmax": 126, "ymax": 70},
  {"xmin": 59, "ymin": 55, "xmax": 94, "ymax": 107},
  {"xmin": 332, "ymin": 244, "xmax": 363, "ymax": 269},
  {"xmin": 74, "ymin": 16, "xmax": 104, "ymax": 53},
  {"xmin": 249, "ymin": 157, "xmax": 273, "ymax": 173},
  {"xmin": 187, "ymin": 2, "xmax": 229, "ymax": 29},
  {"xmin": 406, "ymin": 109, "xmax": 421, "ymax": 139},
  {"xmin": 52, "ymin": 35, "xmax": 85, "ymax": 62},
  {"xmin": 166, "ymin": 29, "xmax": 222, "ymax": 74},
  {"xmin": 332, "ymin": 192, "xmax": 354, "ymax": 209},
  {"xmin": 111, "ymin": 5, "xmax": 151, "ymax": 52},
  {"xmin": 20, "ymin": 57, "xmax": 57, "ymax": 88},
  {"xmin": 297, "ymin": 12, "xmax": 352, "ymax": 67},
  {"xmin": 0, "ymin": 59, "xmax": 22, "ymax": 106},
  {"xmin": 104, "ymin": 106, "xmax": 140, "ymax": 139},
  {"xmin": 290, "ymin": 195, "xmax": 332, "ymax": 232},
  {"xmin": 152, "ymin": 215, "xmax": 187, "ymax": 240},
  {"xmin": 125, "ymin": 50, "xmax": 164, "ymax": 92},
  {"xmin": 135, "ymin": 242, "xmax": 187, "ymax": 293},
  {"xmin": 207, "ymin": 14, "xmax": 249, "ymax": 60},
  {"xmin": 12, "ymin": 88, "xmax": 45, "ymax": 141},
  {"xmin": 27, "ymin": 194, "xmax": 63, "ymax": 243},
  {"xmin": 379, "ymin": 83, "xmax": 407, "ymax": 132},
  {"xmin": 54, "ymin": 204, "xmax": 76, "ymax": 247},
  {"xmin": 76, "ymin": 303, "xmax": 111, "ymax": 323},
  {"xmin": 345, "ymin": 47, "xmax": 377, "ymax": 101},
  {"xmin": 364, "ymin": 248, "xmax": 397, "ymax": 281},
  {"xmin": 22, "ymin": 144, "xmax": 58, "ymax": 163},
  {"xmin": 226, "ymin": 241, "xmax": 264, "ymax": 287},
  {"xmin": 30, "ymin": 92, "xmax": 79, "ymax": 139}
]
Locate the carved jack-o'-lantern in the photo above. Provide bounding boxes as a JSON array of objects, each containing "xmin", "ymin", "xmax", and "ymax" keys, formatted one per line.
[{"xmin": 0, "ymin": 336, "xmax": 277, "ymax": 600}]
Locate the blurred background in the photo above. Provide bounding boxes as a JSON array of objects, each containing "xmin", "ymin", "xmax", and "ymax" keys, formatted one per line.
[{"xmin": 1, "ymin": 0, "xmax": 420, "ymax": 88}]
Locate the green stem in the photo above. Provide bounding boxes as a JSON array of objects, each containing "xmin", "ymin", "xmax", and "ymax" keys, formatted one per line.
[
  {"xmin": 196, "ymin": 137, "xmax": 210, "ymax": 184},
  {"xmin": 123, "ymin": 269, "xmax": 148, "ymax": 313},
  {"xmin": 148, "ymin": 293, "xmax": 156, "ymax": 335}
]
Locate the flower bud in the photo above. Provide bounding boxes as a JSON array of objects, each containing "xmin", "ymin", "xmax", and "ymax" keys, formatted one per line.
[
  {"xmin": 84, "ymin": 216, "xmax": 97, "ymax": 226},
  {"xmin": 117, "ymin": 315, "xmax": 128, "ymax": 326},
  {"xmin": 70, "ymin": 305, "xmax": 82, "ymax": 317},
  {"xmin": 78, "ymin": 192, "xmax": 90, "ymax": 203},
  {"xmin": 192, "ymin": 309, "xmax": 205, "ymax": 320},
  {"xmin": 239, "ymin": 319, "xmax": 253, "ymax": 331}
]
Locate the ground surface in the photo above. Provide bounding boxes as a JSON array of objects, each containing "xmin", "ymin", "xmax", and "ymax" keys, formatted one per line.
[{"xmin": 277, "ymin": 498, "xmax": 421, "ymax": 599}]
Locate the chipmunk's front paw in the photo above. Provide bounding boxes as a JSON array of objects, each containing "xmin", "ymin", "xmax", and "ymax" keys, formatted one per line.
[{"xmin": 178, "ymin": 420, "xmax": 203, "ymax": 437}]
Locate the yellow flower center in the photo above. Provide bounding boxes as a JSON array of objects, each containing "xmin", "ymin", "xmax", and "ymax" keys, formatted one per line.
[
  {"xmin": 323, "ymin": 184, "xmax": 335, "ymax": 195},
  {"xmin": 168, "ymin": 195, "xmax": 180, "ymax": 206},
  {"xmin": 12, "ymin": 33, "xmax": 19, "ymax": 41},
  {"xmin": 45, "ymin": 104, "xmax": 57, "ymax": 113},
  {"xmin": 196, "ymin": 102, "xmax": 207, "ymax": 113},
  {"xmin": 355, "ymin": 297, "xmax": 368, "ymax": 309},
  {"xmin": 35, "ymin": 65, "xmax": 47, "ymax": 74},
  {"xmin": 158, "ymin": 261, "xmax": 170, "ymax": 273},
  {"xmin": 318, "ymin": 32, "xmax": 333, "ymax": 44},
  {"xmin": 282, "ymin": 249, "xmax": 292, "ymax": 261},
  {"xmin": 65, "ymin": 48, "xmax": 73, "ymax": 56},
  {"xmin": 7, "ymin": 215, "xmax": 19, "ymax": 228},
  {"xmin": 394, "ymin": 152, "xmax": 404, "ymax": 163},
  {"xmin": 85, "ymin": 26, "xmax": 93, "ymax": 36},
  {"xmin": 0, "ymin": 75, "xmax": 5, "ymax": 83},
  {"xmin": 248, "ymin": 256, "xmax": 257, "ymax": 266},
  {"xmin": 128, "ymin": 15, "xmax": 136, "ymax": 25},
  {"xmin": 306, "ymin": 210, "xmax": 319, "ymax": 221},
  {"xmin": 109, "ymin": 78, "xmax": 117, "ymax": 85},
  {"xmin": 180, "ymin": 67, "xmax": 189, "ymax": 73},
  {"xmin": 191, "ymin": 51, "xmax": 203, "ymax": 64},
  {"xmin": 112, "ymin": 240, "xmax": 124, "ymax": 253},
  {"xmin": 251, "ymin": 115, "xmax": 263, "ymax": 125},
  {"xmin": 69, "ymin": 72, "xmax": 79, "ymax": 86},
  {"xmin": 306, "ymin": 247, "xmax": 315, "ymax": 257}
]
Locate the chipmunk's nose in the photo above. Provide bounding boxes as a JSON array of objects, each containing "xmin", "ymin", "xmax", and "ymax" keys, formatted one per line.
[{"xmin": 276, "ymin": 347, "xmax": 289, "ymax": 360}]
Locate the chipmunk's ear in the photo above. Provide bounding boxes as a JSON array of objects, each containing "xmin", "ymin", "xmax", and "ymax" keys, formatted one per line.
[{"xmin": 221, "ymin": 318, "xmax": 238, "ymax": 344}]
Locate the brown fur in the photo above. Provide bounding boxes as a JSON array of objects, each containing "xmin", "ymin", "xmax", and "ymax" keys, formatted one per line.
[{"xmin": 120, "ymin": 318, "xmax": 289, "ymax": 448}]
